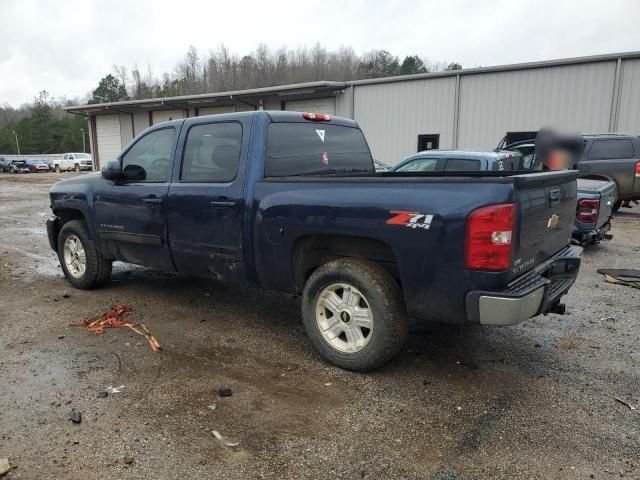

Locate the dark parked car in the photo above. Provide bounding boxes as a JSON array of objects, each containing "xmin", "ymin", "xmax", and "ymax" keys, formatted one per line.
[
  {"xmin": 391, "ymin": 150, "xmax": 523, "ymax": 173},
  {"xmin": 10, "ymin": 160, "xmax": 30, "ymax": 173},
  {"xmin": 502, "ymin": 139, "xmax": 617, "ymax": 246},
  {"xmin": 0, "ymin": 157, "xmax": 11, "ymax": 173},
  {"xmin": 505, "ymin": 134, "xmax": 640, "ymax": 211},
  {"xmin": 47, "ymin": 111, "xmax": 582, "ymax": 371}
]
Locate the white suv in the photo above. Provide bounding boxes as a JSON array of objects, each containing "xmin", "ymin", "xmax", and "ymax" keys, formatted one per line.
[{"xmin": 54, "ymin": 153, "xmax": 94, "ymax": 172}]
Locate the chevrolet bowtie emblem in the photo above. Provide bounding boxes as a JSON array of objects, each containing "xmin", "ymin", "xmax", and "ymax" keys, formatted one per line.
[{"xmin": 547, "ymin": 213, "xmax": 560, "ymax": 229}]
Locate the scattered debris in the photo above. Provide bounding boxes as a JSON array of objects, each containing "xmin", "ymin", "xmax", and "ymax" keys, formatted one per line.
[
  {"xmin": 600, "ymin": 317, "xmax": 616, "ymax": 322},
  {"xmin": 597, "ymin": 269, "xmax": 640, "ymax": 289},
  {"xmin": 106, "ymin": 385, "xmax": 125, "ymax": 394},
  {"xmin": 96, "ymin": 391, "xmax": 108, "ymax": 398},
  {"xmin": 0, "ymin": 458, "xmax": 10, "ymax": 476},
  {"xmin": 212, "ymin": 430, "xmax": 240, "ymax": 447},
  {"xmin": 218, "ymin": 388, "xmax": 233, "ymax": 397},
  {"xmin": 324, "ymin": 382, "xmax": 332, "ymax": 387},
  {"xmin": 62, "ymin": 292, "xmax": 70, "ymax": 298},
  {"xmin": 207, "ymin": 404, "xmax": 217, "ymax": 411},
  {"xmin": 57, "ymin": 334, "xmax": 65, "ymax": 340},
  {"xmin": 70, "ymin": 411, "xmax": 82, "ymax": 424},
  {"xmin": 614, "ymin": 397, "xmax": 637, "ymax": 411},
  {"xmin": 123, "ymin": 455, "xmax": 135, "ymax": 465},
  {"xmin": 70, "ymin": 304, "xmax": 161, "ymax": 352}
]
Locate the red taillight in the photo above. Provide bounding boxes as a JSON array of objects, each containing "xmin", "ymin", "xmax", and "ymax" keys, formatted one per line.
[
  {"xmin": 577, "ymin": 198, "xmax": 599, "ymax": 224},
  {"xmin": 635, "ymin": 161, "xmax": 640, "ymax": 177},
  {"xmin": 302, "ymin": 112, "xmax": 331, "ymax": 121},
  {"xmin": 465, "ymin": 203, "xmax": 515, "ymax": 271}
]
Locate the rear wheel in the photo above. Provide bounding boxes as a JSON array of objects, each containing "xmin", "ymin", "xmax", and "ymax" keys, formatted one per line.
[
  {"xmin": 57, "ymin": 220, "xmax": 111, "ymax": 289},
  {"xmin": 55, "ymin": 165, "xmax": 60, "ymax": 173},
  {"xmin": 613, "ymin": 200, "xmax": 622, "ymax": 213},
  {"xmin": 301, "ymin": 258, "xmax": 408, "ymax": 371},
  {"xmin": 75, "ymin": 164, "xmax": 80, "ymax": 172}
]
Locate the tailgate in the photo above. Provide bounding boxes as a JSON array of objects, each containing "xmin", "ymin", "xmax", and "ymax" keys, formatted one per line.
[
  {"xmin": 595, "ymin": 181, "xmax": 616, "ymax": 228},
  {"xmin": 511, "ymin": 171, "xmax": 579, "ymax": 278}
]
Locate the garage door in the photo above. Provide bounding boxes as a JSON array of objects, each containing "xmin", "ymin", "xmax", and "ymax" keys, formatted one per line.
[
  {"xmin": 198, "ymin": 105, "xmax": 236, "ymax": 116},
  {"xmin": 284, "ymin": 97, "xmax": 335, "ymax": 115},
  {"xmin": 95, "ymin": 114, "xmax": 122, "ymax": 165},
  {"xmin": 151, "ymin": 110, "xmax": 185, "ymax": 124}
]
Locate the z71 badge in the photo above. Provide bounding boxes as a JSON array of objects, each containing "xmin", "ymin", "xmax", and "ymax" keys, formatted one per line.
[{"xmin": 386, "ymin": 211, "xmax": 433, "ymax": 230}]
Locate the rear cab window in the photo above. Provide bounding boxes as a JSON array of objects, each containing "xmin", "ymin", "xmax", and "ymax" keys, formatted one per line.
[
  {"xmin": 265, "ymin": 123, "xmax": 374, "ymax": 177},
  {"xmin": 588, "ymin": 139, "xmax": 634, "ymax": 160}
]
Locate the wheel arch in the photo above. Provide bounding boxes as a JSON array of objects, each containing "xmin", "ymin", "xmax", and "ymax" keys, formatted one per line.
[
  {"xmin": 291, "ymin": 234, "xmax": 400, "ymax": 294},
  {"xmin": 50, "ymin": 208, "xmax": 90, "ymax": 250}
]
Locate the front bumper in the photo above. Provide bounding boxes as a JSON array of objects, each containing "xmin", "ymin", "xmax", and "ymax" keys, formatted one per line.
[
  {"xmin": 46, "ymin": 216, "xmax": 60, "ymax": 251},
  {"xmin": 466, "ymin": 245, "xmax": 583, "ymax": 326}
]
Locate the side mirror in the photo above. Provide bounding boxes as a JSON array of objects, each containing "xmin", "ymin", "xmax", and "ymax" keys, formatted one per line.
[{"xmin": 101, "ymin": 160, "xmax": 122, "ymax": 180}]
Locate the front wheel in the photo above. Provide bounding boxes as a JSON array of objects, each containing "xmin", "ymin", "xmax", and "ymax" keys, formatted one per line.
[
  {"xmin": 301, "ymin": 258, "xmax": 408, "ymax": 371},
  {"xmin": 57, "ymin": 220, "xmax": 112, "ymax": 289}
]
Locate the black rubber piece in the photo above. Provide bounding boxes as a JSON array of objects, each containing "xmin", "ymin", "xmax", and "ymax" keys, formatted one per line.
[
  {"xmin": 301, "ymin": 258, "xmax": 408, "ymax": 371},
  {"xmin": 57, "ymin": 219, "xmax": 112, "ymax": 289}
]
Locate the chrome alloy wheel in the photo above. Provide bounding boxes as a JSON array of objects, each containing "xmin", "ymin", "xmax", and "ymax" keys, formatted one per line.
[
  {"xmin": 315, "ymin": 282, "xmax": 374, "ymax": 353},
  {"xmin": 63, "ymin": 234, "xmax": 86, "ymax": 278}
]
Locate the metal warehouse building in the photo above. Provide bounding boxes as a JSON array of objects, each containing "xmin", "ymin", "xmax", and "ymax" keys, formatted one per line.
[{"xmin": 66, "ymin": 51, "xmax": 640, "ymax": 168}]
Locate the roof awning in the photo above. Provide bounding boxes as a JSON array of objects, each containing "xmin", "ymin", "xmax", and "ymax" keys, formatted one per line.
[{"xmin": 64, "ymin": 81, "xmax": 347, "ymax": 114}]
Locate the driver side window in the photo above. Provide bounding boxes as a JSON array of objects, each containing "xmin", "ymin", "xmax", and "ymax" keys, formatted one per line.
[{"xmin": 121, "ymin": 128, "xmax": 175, "ymax": 182}]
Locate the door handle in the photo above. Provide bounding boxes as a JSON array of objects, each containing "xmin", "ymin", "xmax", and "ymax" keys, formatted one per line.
[
  {"xmin": 209, "ymin": 200, "xmax": 237, "ymax": 207},
  {"xmin": 142, "ymin": 197, "xmax": 162, "ymax": 205}
]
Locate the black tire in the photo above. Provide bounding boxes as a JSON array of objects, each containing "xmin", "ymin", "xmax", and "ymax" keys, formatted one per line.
[
  {"xmin": 612, "ymin": 200, "xmax": 622, "ymax": 213},
  {"xmin": 75, "ymin": 164, "xmax": 80, "ymax": 172},
  {"xmin": 55, "ymin": 165, "xmax": 60, "ymax": 173},
  {"xmin": 57, "ymin": 219, "xmax": 112, "ymax": 289},
  {"xmin": 301, "ymin": 258, "xmax": 408, "ymax": 371}
]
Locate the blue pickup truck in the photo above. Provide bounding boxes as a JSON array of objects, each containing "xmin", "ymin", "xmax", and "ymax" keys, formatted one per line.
[{"xmin": 47, "ymin": 111, "xmax": 582, "ymax": 370}]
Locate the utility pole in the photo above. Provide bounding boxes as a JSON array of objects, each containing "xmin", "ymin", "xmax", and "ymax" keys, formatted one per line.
[
  {"xmin": 13, "ymin": 130, "xmax": 20, "ymax": 155},
  {"xmin": 80, "ymin": 128, "xmax": 86, "ymax": 153}
]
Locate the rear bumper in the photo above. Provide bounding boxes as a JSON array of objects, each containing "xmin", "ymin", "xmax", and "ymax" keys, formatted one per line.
[
  {"xmin": 466, "ymin": 245, "xmax": 583, "ymax": 326},
  {"xmin": 572, "ymin": 221, "xmax": 611, "ymax": 245}
]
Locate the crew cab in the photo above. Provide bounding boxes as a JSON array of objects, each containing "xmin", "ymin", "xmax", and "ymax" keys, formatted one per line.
[
  {"xmin": 47, "ymin": 111, "xmax": 582, "ymax": 371},
  {"xmin": 54, "ymin": 153, "xmax": 93, "ymax": 172}
]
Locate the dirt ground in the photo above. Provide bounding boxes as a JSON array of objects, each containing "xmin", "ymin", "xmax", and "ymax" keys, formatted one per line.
[{"xmin": 0, "ymin": 172, "xmax": 638, "ymax": 480}]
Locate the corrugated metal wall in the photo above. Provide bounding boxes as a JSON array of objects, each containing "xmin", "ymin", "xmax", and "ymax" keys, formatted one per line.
[
  {"xmin": 95, "ymin": 114, "xmax": 122, "ymax": 164},
  {"xmin": 132, "ymin": 112, "xmax": 150, "ymax": 137},
  {"xmin": 284, "ymin": 97, "xmax": 336, "ymax": 115},
  {"xmin": 617, "ymin": 59, "xmax": 640, "ymax": 133},
  {"xmin": 198, "ymin": 105, "xmax": 236, "ymax": 116},
  {"xmin": 119, "ymin": 113, "xmax": 133, "ymax": 149},
  {"xmin": 456, "ymin": 62, "xmax": 617, "ymax": 149},
  {"xmin": 151, "ymin": 109, "xmax": 185, "ymax": 124},
  {"xmin": 353, "ymin": 77, "xmax": 456, "ymax": 164}
]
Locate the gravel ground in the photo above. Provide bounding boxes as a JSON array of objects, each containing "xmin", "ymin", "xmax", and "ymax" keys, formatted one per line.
[{"xmin": 0, "ymin": 172, "xmax": 638, "ymax": 480}]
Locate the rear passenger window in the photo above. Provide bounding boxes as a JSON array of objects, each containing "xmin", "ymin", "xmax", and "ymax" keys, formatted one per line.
[
  {"xmin": 181, "ymin": 122, "xmax": 242, "ymax": 182},
  {"xmin": 444, "ymin": 158, "xmax": 481, "ymax": 171},
  {"xmin": 588, "ymin": 139, "xmax": 634, "ymax": 160},
  {"xmin": 266, "ymin": 123, "xmax": 373, "ymax": 177}
]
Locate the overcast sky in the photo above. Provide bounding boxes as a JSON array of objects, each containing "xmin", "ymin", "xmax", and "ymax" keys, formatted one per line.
[{"xmin": 1, "ymin": 0, "xmax": 639, "ymax": 107}]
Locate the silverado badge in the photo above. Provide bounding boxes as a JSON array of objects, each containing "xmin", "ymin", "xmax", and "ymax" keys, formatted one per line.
[{"xmin": 547, "ymin": 214, "xmax": 560, "ymax": 229}]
